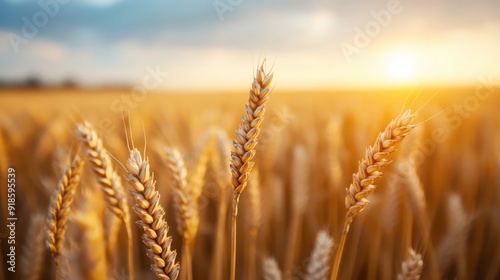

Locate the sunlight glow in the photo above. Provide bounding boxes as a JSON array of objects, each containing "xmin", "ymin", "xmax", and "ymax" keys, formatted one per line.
[{"xmin": 387, "ymin": 52, "xmax": 416, "ymax": 82}]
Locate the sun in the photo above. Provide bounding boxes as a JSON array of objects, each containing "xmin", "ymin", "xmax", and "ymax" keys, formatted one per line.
[{"xmin": 386, "ymin": 52, "xmax": 416, "ymax": 82}]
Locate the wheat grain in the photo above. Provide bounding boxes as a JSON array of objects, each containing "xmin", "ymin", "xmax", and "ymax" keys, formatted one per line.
[
  {"xmin": 230, "ymin": 60, "xmax": 273, "ymax": 280},
  {"xmin": 75, "ymin": 121, "xmax": 129, "ymax": 220},
  {"xmin": 126, "ymin": 148, "xmax": 180, "ymax": 280},
  {"xmin": 398, "ymin": 248, "xmax": 423, "ymax": 280},
  {"xmin": 75, "ymin": 121, "xmax": 134, "ymax": 278},
  {"xmin": 305, "ymin": 231, "xmax": 335, "ymax": 280},
  {"xmin": 230, "ymin": 62, "xmax": 273, "ymax": 216},
  {"xmin": 331, "ymin": 110, "xmax": 417, "ymax": 280},
  {"xmin": 46, "ymin": 154, "xmax": 84, "ymax": 265},
  {"xmin": 345, "ymin": 110, "xmax": 416, "ymax": 221}
]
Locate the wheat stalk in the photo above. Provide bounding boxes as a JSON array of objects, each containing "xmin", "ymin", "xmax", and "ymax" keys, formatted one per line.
[
  {"xmin": 75, "ymin": 121, "xmax": 134, "ymax": 278},
  {"xmin": 398, "ymin": 248, "xmax": 424, "ymax": 280},
  {"xmin": 126, "ymin": 148, "xmax": 180, "ymax": 280},
  {"xmin": 165, "ymin": 147, "xmax": 198, "ymax": 241},
  {"xmin": 230, "ymin": 60, "xmax": 273, "ymax": 280},
  {"xmin": 22, "ymin": 214, "xmax": 46, "ymax": 280},
  {"xmin": 285, "ymin": 144, "xmax": 309, "ymax": 272},
  {"xmin": 164, "ymin": 147, "xmax": 196, "ymax": 280},
  {"xmin": 305, "ymin": 231, "xmax": 335, "ymax": 280},
  {"xmin": 400, "ymin": 159, "xmax": 441, "ymax": 278},
  {"xmin": 64, "ymin": 190, "xmax": 109, "ymax": 279},
  {"xmin": 263, "ymin": 257, "xmax": 282, "ymax": 280},
  {"xmin": 46, "ymin": 154, "xmax": 84, "ymax": 266},
  {"xmin": 330, "ymin": 110, "xmax": 417, "ymax": 280},
  {"xmin": 188, "ymin": 130, "xmax": 213, "ymax": 201},
  {"xmin": 75, "ymin": 121, "xmax": 129, "ymax": 220},
  {"xmin": 437, "ymin": 192, "xmax": 470, "ymax": 278},
  {"xmin": 246, "ymin": 170, "xmax": 261, "ymax": 280},
  {"xmin": 212, "ymin": 129, "xmax": 232, "ymax": 280}
]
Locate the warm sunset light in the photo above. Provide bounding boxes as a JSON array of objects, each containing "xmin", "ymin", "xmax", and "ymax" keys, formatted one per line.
[
  {"xmin": 1, "ymin": 1, "xmax": 499, "ymax": 90},
  {"xmin": 1, "ymin": 2, "xmax": 500, "ymax": 280},
  {"xmin": 387, "ymin": 51, "xmax": 416, "ymax": 82}
]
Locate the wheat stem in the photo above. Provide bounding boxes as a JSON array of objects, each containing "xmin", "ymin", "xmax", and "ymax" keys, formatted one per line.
[
  {"xmin": 212, "ymin": 129, "xmax": 231, "ymax": 280},
  {"xmin": 22, "ymin": 214, "xmax": 45, "ymax": 280}
]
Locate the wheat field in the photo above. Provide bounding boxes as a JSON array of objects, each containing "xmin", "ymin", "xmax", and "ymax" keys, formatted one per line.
[{"xmin": 0, "ymin": 76, "xmax": 499, "ymax": 280}]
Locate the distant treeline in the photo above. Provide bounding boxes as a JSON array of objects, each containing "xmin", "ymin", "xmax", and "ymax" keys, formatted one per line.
[{"xmin": 0, "ymin": 77, "xmax": 131, "ymax": 91}]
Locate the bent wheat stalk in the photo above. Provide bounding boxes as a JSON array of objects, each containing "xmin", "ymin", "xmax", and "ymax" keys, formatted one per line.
[
  {"xmin": 75, "ymin": 121, "xmax": 134, "ymax": 278},
  {"xmin": 126, "ymin": 148, "xmax": 180, "ymax": 280},
  {"xmin": 46, "ymin": 154, "xmax": 84, "ymax": 266},
  {"xmin": 330, "ymin": 110, "xmax": 417, "ymax": 280},
  {"xmin": 230, "ymin": 61, "xmax": 273, "ymax": 280}
]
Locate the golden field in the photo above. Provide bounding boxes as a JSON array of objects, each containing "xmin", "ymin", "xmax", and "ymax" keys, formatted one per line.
[{"xmin": 0, "ymin": 85, "xmax": 499, "ymax": 280}]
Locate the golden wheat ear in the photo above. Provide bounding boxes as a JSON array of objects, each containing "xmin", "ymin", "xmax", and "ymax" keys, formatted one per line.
[
  {"xmin": 125, "ymin": 148, "xmax": 180, "ymax": 280},
  {"xmin": 46, "ymin": 153, "xmax": 84, "ymax": 266},
  {"xmin": 75, "ymin": 121, "xmax": 135, "ymax": 278},
  {"xmin": 230, "ymin": 60, "xmax": 273, "ymax": 280},
  {"xmin": 331, "ymin": 110, "xmax": 417, "ymax": 280},
  {"xmin": 75, "ymin": 121, "xmax": 129, "ymax": 220}
]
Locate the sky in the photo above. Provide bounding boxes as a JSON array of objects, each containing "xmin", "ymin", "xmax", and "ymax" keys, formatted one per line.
[{"xmin": 0, "ymin": 0, "xmax": 499, "ymax": 91}]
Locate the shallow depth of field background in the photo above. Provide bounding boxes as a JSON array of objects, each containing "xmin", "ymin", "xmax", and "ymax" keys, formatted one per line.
[
  {"xmin": 1, "ymin": 89, "xmax": 500, "ymax": 280},
  {"xmin": 1, "ymin": 0, "xmax": 500, "ymax": 279}
]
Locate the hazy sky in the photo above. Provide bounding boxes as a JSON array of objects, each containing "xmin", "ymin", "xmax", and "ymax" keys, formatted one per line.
[{"xmin": 0, "ymin": 0, "xmax": 499, "ymax": 91}]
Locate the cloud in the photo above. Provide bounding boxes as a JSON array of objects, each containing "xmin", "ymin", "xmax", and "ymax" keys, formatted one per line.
[{"xmin": 0, "ymin": 0, "xmax": 499, "ymax": 88}]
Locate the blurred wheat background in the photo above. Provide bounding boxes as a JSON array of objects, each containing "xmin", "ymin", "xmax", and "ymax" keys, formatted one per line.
[{"xmin": 1, "ymin": 87, "xmax": 499, "ymax": 279}]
